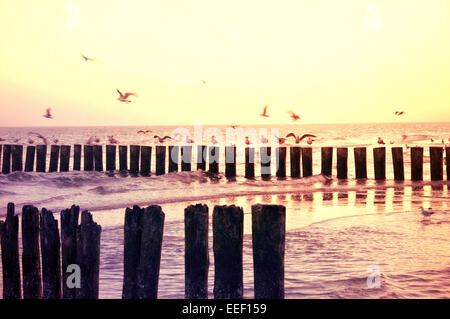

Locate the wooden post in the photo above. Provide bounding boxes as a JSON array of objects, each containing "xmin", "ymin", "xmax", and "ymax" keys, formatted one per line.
[
  {"xmin": 22, "ymin": 205, "xmax": 42, "ymax": 299},
  {"xmin": 391, "ymin": 147, "xmax": 404, "ymax": 181},
  {"xmin": 106, "ymin": 145, "xmax": 117, "ymax": 171},
  {"xmin": 290, "ymin": 147, "xmax": 301, "ymax": 178},
  {"xmin": 185, "ymin": 204, "xmax": 209, "ymax": 299},
  {"xmin": 245, "ymin": 147, "xmax": 255, "ymax": 179},
  {"xmin": 60, "ymin": 145, "xmax": 71, "ymax": 172},
  {"xmin": 119, "ymin": 145, "xmax": 128, "ymax": 171},
  {"xmin": 0, "ymin": 144, "xmax": 2, "ymax": 172},
  {"xmin": 410, "ymin": 147, "xmax": 423, "ymax": 181},
  {"xmin": 60, "ymin": 205, "xmax": 79, "ymax": 299},
  {"xmin": 321, "ymin": 147, "xmax": 333, "ymax": 176},
  {"xmin": 260, "ymin": 147, "xmax": 271, "ymax": 180},
  {"xmin": 73, "ymin": 144, "xmax": 81, "ymax": 171},
  {"xmin": 373, "ymin": 147, "xmax": 386, "ymax": 180},
  {"xmin": 354, "ymin": 147, "xmax": 367, "ymax": 179},
  {"xmin": 155, "ymin": 146, "xmax": 166, "ymax": 175},
  {"xmin": 168, "ymin": 146, "xmax": 179, "ymax": 172},
  {"xmin": 276, "ymin": 147, "xmax": 286, "ymax": 179},
  {"xmin": 49, "ymin": 145, "xmax": 60, "ymax": 173},
  {"xmin": 76, "ymin": 211, "xmax": 101, "ymax": 299},
  {"xmin": 2, "ymin": 144, "xmax": 11, "ymax": 174},
  {"xmin": 225, "ymin": 146, "xmax": 236, "ymax": 179},
  {"xmin": 197, "ymin": 145, "xmax": 207, "ymax": 171},
  {"xmin": 252, "ymin": 204, "xmax": 285, "ymax": 299},
  {"xmin": 446, "ymin": 147, "xmax": 450, "ymax": 181},
  {"xmin": 36, "ymin": 145, "xmax": 47, "ymax": 172},
  {"xmin": 137, "ymin": 205, "xmax": 165, "ymax": 299},
  {"xmin": 140, "ymin": 146, "xmax": 152, "ymax": 177},
  {"xmin": 301, "ymin": 147, "xmax": 312, "ymax": 178},
  {"xmin": 25, "ymin": 146, "xmax": 36, "ymax": 172},
  {"xmin": 209, "ymin": 146, "xmax": 219, "ymax": 174},
  {"xmin": 129, "ymin": 145, "xmax": 140, "ymax": 175},
  {"xmin": 83, "ymin": 145, "xmax": 93, "ymax": 171},
  {"xmin": 40, "ymin": 208, "xmax": 62, "ymax": 299},
  {"xmin": 213, "ymin": 205, "xmax": 243, "ymax": 299},
  {"xmin": 181, "ymin": 146, "xmax": 192, "ymax": 172},
  {"xmin": 0, "ymin": 203, "xmax": 21, "ymax": 299},
  {"xmin": 11, "ymin": 145, "xmax": 23, "ymax": 172},
  {"xmin": 336, "ymin": 148, "xmax": 348, "ymax": 179},
  {"xmin": 430, "ymin": 147, "xmax": 443, "ymax": 181},
  {"xmin": 93, "ymin": 145, "xmax": 103, "ymax": 172}
]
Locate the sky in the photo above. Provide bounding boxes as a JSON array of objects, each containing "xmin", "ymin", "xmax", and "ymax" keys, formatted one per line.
[{"xmin": 0, "ymin": 0, "xmax": 449, "ymax": 126}]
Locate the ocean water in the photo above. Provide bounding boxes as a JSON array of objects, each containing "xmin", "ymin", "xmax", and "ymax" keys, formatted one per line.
[{"xmin": 0, "ymin": 122, "xmax": 449, "ymax": 299}]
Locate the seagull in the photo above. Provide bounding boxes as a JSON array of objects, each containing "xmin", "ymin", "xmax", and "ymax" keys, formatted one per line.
[
  {"xmin": 275, "ymin": 136, "xmax": 287, "ymax": 144},
  {"xmin": 286, "ymin": 133, "xmax": 317, "ymax": 144},
  {"xmin": 29, "ymin": 132, "xmax": 48, "ymax": 144},
  {"xmin": 28, "ymin": 137, "xmax": 35, "ymax": 144},
  {"xmin": 245, "ymin": 136, "xmax": 251, "ymax": 145},
  {"xmin": 377, "ymin": 137, "xmax": 385, "ymax": 145},
  {"xmin": 14, "ymin": 138, "xmax": 20, "ymax": 143},
  {"xmin": 117, "ymin": 89, "xmax": 138, "ymax": 103},
  {"xmin": 43, "ymin": 108, "xmax": 53, "ymax": 119},
  {"xmin": 211, "ymin": 136, "xmax": 219, "ymax": 144},
  {"xmin": 420, "ymin": 206, "xmax": 435, "ymax": 217},
  {"xmin": 260, "ymin": 136, "xmax": 269, "ymax": 144},
  {"xmin": 137, "ymin": 130, "xmax": 152, "ymax": 135},
  {"xmin": 307, "ymin": 137, "xmax": 314, "ymax": 145},
  {"xmin": 85, "ymin": 136, "xmax": 99, "ymax": 145},
  {"xmin": 185, "ymin": 136, "xmax": 194, "ymax": 144},
  {"xmin": 108, "ymin": 135, "xmax": 119, "ymax": 144},
  {"xmin": 154, "ymin": 135, "xmax": 172, "ymax": 143},
  {"xmin": 53, "ymin": 138, "xmax": 59, "ymax": 144},
  {"xmin": 80, "ymin": 52, "xmax": 96, "ymax": 62},
  {"xmin": 395, "ymin": 111, "xmax": 405, "ymax": 116},
  {"xmin": 229, "ymin": 125, "xmax": 240, "ymax": 129},
  {"xmin": 287, "ymin": 110, "xmax": 300, "ymax": 121},
  {"xmin": 260, "ymin": 105, "xmax": 269, "ymax": 117}
]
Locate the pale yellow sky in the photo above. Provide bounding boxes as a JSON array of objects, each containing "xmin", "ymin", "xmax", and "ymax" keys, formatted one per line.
[{"xmin": 0, "ymin": 0, "xmax": 449, "ymax": 126}]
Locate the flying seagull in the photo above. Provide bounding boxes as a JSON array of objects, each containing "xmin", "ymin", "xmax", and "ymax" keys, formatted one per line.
[
  {"xmin": 154, "ymin": 135, "xmax": 172, "ymax": 143},
  {"xmin": 286, "ymin": 133, "xmax": 317, "ymax": 144},
  {"xmin": 137, "ymin": 130, "xmax": 152, "ymax": 134},
  {"xmin": 80, "ymin": 52, "xmax": 96, "ymax": 62},
  {"xmin": 395, "ymin": 111, "xmax": 405, "ymax": 116},
  {"xmin": 260, "ymin": 105, "xmax": 269, "ymax": 117},
  {"xmin": 43, "ymin": 108, "xmax": 53, "ymax": 119},
  {"xmin": 117, "ymin": 89, "xmax": 138, "ymax": 103},
  {"xmin": 287, "ymin": 110, "xmax": 300, "ymax": 121}
]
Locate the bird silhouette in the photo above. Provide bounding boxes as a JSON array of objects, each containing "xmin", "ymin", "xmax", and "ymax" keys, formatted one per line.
[
  {"xmin": 287, "ymin": 110, "xmax": 300, "ymax": 121},
  {"xmin": 117, "ymin": 89, "xmax": 138, "ymax": 103},
  {"xmin": 229, "ymin": 125, "xmax": 240, "ymax": 129},
  {"xmin": 377, "ymin": 137, "xmax": 385, "ymax": 145},
  {"xmin": 108, "ymin": 135, "xmax": 119, "ymax": 144},
  {"xmin": 420, "ymin": 206, "xmax": 435, "ymax": 217},
  {"xmin": 154, "ymin": 135, "xmax": 172, "ymax": 143},
  {"xmin": 137, "ymin": 130, "xmax": 152, "ymax": 134},
  {"xmin": 260, "ymin": 105, "xmax": 269, "ymax": 117},
  {"xmin": 286, "ymin": 133, "xmax": 316, "ymax": 144},
  {"xmin": 275, "ymin": 136, "xmax": 287, "ymax": 144},
  {"xmin": 395, "ymin": 111, "xmax": 405, "ymax": 116},
  {"xmin": 29, "ymin": 132, "xmax": 48, "ymax": 145},
  {"xmin": 80, "ymin": 52, "xmax": 96, "ymax": 62},
  {"xmin": 28, "ymin": 137, "xmax": 35, "ymax": 144},
  {"xmin": 43, "ymin": 108, "xmax": 53, "ymax": 119},
  {"xmin": 245, "ymin": 136, "xmax": 251, "ymax": 145}
]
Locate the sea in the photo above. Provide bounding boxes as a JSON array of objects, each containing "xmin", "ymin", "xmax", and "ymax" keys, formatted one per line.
[{"xmin": 0, "ymin": 122, "xmax": 449, "ymax": 299}]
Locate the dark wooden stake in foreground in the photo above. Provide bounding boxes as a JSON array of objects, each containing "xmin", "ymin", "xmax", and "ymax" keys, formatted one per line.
[
  {"xmin": 181, "ymin": 146, "xmax": 192, "ymax": 172},
  {"xmin": 252, "ymin": 204, "xmax": 285, "ymax": 299},
  {"xmin": 11, "ymin": 145, "xmax": 23, "ymax": 172},
  {"xmin": 337, "ymin": 147, "xmax": 348, "ymax": 179},
  {"xmin": 430, "ymin": 147, "xmax": 443, "ymax": 181},
  {"xmin": 0, "ymin": 203, "xmax": 21, "ymax": 299},
  {"xmin": 410, "ymin": 147, "xmax": 423, "ymax": 181},
  {"xmin": 155, "ymin": 146, "xmax": 166, "ymax": 176},
  {"xmin": 197, "ymin": 145, "xmax": 206, "ymax": 171},
  {"xmin": 60, "ymin": 145, "xmax": 71, "ymax": 172},
  {"xmin": 73, "ymin": 144, "xmax": 81, "ymax": 171},
  {"xmin": 60, "ymin": 205, "xmax": 79, "ymax": 299},
  {"xmin": 169, "ymin": 146, "xmax": 179, "ymax": 172},
  {"xmin": 25, "ymin": 146, "xmax": 36, "ymax": 172},
  {"xmin": 225, "ymin": 146, "xmax": 236, "ymax": 179},
  {"xmin": 260, "ymin": 147, "xmax": 271, "ymax": 179},
  {"xmin": 2, "ymin": 144, "xmax": 11, "ymax": 174},
  {"xmin": 354, "ymin": 147, "xmax": 367, "ymax": 179},
  {"xmin": 213, "ymin": 205, "xmax": 243, "ymax": 299},
  {"xmin": 301, "ymin": 147, "xmax": 312, "ymax": 177},
  {"xmin": 290, "ymin": 147, "xmax": 301, "ymax": 178},
  {"xmin": 83, "ymin": 145, "xmax": 94, "ymax": 171},
  {"xmin": 276, "ymin": 147, "xmax": 286, "ymax": 179},
  {"xmin": 209, "ymin": 146, "xmax": 219, "ymax": 174},
  {"xmin": 391, "ymin": 147, "xmax": 404, "ymax": 181},
  {"xmin": 321, "ymin": 147, "xmax": 333, "ymax": 176},
  {"xmin": 185, "ymin": 204, "xmax": 209, "ymax": 299},
  {"xmin": 373, "ymin": 147, "xmax": 386, "ymax": 180},
  {"xmin": 21, "ymin": 205, "xmax": 42, "ymax": 299}
]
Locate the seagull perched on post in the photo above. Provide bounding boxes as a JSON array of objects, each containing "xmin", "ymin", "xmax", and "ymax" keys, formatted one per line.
[
  {"xmin": 116, "ymin": 89, "xmax": 138, "ymax": 103},
  {"xmin": 420, "ymin": 206, "xmax": 435, "ymax": 217},
  {"xmin": 43, "ymin": 108, "xmax": 53, "ymax": 119}
]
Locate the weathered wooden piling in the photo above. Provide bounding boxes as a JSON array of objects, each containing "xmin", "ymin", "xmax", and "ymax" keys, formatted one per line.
[
  {"xmin": 181, "ymin": 146, "xmax": 192, "ymax": 172},
  {"xmin": 354, "ymin": 147, "xmax": 367, "ymax": 179},
  {"xmin": 168, "ymin": 146, "xmax": 179, "ymax": 172},
  {"xmin": 49, "ymin": 145, "xmax": 60, "ymax": 173},
  {"xmin": 106, "ymin": 145, "xmax": 117, "ymax": 171},
  {"xmin": 245, "ymin": 147, "xmax": 255, "ymax": 179},
  {"xmin": 209, "ymin": 146, "xmax": 219, "ymax": 174},
  {"xmin": 129, "ymin": 145, "xmax": 140, "ymax": 175},
  {"xmin": 2, "ymin": 144, "xmax": 11, "ymax": 174},
  {"xmin": 83, "ymin": 145, "xmax": 94, "ymax": 171},
  {"xmin": 0, "ymin": 203, "xmax": 21, "ymax": 299},
  {"xmin": 0, "ymin": 145, "xmax": 2, "ymax": 172},
  {"xmin": 140, "ymin": 146, "xmax": 152, "ymax": 176},
  {"xmin": 76, "ymin": 211, "xmax": 101, "ymax": 299},
  {"xmin": 301, "ymin": 147, "xmax": 312, "ymax": 178},
  {"xmin": 73, "ymin": 144, "xmax": 81, "ymax": 171},
  {"xmin": 93, "ymin": 145, "xmax": 103, "ymax": 172},
  {"xmin": 137, "ymin": 206, "xmax": 165, "ymax": 299},
  {"xmin": 225, "ymin": 146, "xmax": 236, "ymax": 179},
  {"xmin": 213, "ymin": 205, "xmax": 243, "ymax": 299},
  {"xmin": 336, "ymin": 148, "xmax": 348, "ymax": 179},
  {"xmin": 430, "ymin": 147, "xmax": 443, "ymax": 181},
  {"xmin": 40, "ymin": 208, "xmax": 62, "ymax": 299},
  {"xmin": 36, "ymin": 145, "xmax": 47, "ymax": 172},
  {"xmin": 25, "ymin": 146, "xmax": 36, "ymax": 172},
  {"xmin": 21, "ymin": 205, "xmax": 42, "ymax": 299},
  {"xmin": 290, "ymin": 147, "xmax": 301, "ymax": 178},
  {"xmin": 60, "ymin": 145, "xmax": 71, "ymax": 172},
  {"xmin": 373, "ymin": 147, "xmax": 386, "ymax": 180},
  {"xmin": 410, "ymin": 147, "xmax": 423, "ymax": 181},
  {"xmin": 119, "ymin": 145, "xmax": 128, "ymax": 171},
  {"xmin": 11, "ymin": 145, "xmax": 23, "ymax": 172},
  {"xmin": 276, "ymin": 147, "xmax": 286, "ymax": 179},
  {"xmin": 60, "ymin": 205, "xmax": 79, "ymax": 299},
  {"xmin": 391, "ymin": 147, "xmax": 404, "ymax": 181},
  {"xmin": 185, "ymin": 204, "xmax": 209, "ymax": 299},
  {"xmin": 321, "ymin": 147, "xmax": 333, "ymax": 176},
  {"xmin": 252, "ymin": 204, "xmax": 285, "ymax": 299},
  {"xmin": 260, "ymin": 147, "xmax": 271, "ymax": 179},
  {"xmin": 197, "ymin": 145, "xmax": 207, "ymax": 171},
  {"xmin": 122, "ymin": 206, "xmax": 142, "ymax": 299},
  {"xmin": 446, "ymin": 147, "xmax": 450, "ymax": 180},
  {"xmin": 155, "ymin": 146, "xmax": 166, "ymax": 175}
]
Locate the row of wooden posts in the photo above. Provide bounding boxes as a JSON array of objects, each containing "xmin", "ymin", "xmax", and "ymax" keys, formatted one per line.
[
  {"xmin": 1, "ymin": 203, "xmax": 285, "ymax": 299},
  {"xmin": 0, "ymin": 144, "xmax": 449, "ymax": 181}
]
